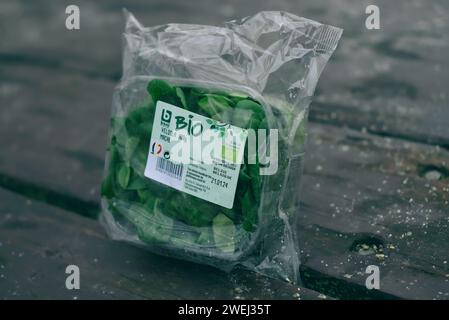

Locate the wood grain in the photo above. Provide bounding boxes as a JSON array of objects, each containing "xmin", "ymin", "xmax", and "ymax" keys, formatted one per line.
[
  {"xmin": 0, "ymin": 187, "xmax": 323, "ymax": 300},
  {"xmin": 1, "ymin": 0, "xmax": 448, "ymax": 143}
]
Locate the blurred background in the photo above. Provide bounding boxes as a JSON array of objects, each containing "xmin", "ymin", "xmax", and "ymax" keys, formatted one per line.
[{"xmin": 1, "ymin": 0, "xmax": 448, "ymax": 199}]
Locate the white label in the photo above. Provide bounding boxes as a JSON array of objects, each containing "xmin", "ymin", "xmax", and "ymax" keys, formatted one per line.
[{"xmin": 144, "ymin": 101, "xmax": 248, "ymax": 209}]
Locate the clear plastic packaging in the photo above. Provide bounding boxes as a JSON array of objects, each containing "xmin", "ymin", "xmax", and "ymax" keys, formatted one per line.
[{"xmin": 100, "ymin": 10, "xmax": 342, "ymax": 283}]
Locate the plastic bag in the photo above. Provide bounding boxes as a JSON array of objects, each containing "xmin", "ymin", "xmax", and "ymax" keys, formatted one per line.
[{"xmin": 100, "ymin": 10, "xmax": 342, "ymax": 283}]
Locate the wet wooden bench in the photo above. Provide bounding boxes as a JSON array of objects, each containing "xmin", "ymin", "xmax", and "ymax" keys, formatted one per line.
[{"xmin": 0, "ymin": 0, "xmax": 448, "ymax": 299}]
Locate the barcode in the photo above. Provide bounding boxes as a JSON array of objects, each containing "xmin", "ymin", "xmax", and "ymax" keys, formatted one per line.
[{"xmin": 156, "ymin": 157, "xmax": 183, "ymax": 180}]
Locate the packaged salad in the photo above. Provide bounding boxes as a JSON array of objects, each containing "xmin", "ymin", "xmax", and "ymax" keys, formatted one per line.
[{"xmin": 100, "ymin": 10, "xmax": 342, "ymax": 283}]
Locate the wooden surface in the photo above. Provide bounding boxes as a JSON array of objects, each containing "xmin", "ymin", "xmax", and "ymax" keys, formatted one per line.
[
  {"xmin": 0, "ymin": 188, "xmax": 324, "ymax": 299},
  {"xmin": 0, "ymin": 0, "xmax": 448, "ymax": 299}
]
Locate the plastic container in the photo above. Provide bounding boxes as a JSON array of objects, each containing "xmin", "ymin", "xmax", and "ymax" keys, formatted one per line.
[{"xmin": 100, "ymin": 10, "xmax": 342, "ymax": 283}]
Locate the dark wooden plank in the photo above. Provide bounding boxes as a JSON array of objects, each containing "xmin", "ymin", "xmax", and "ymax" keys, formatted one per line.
[
  {"xmin": 0, "ymin": 64, "xmax": 112, "ymax": 204},
  {"xmin": 1, "ymin": 0, "xmax": 449, "ymax": 143},
  {"xmin": 1, "ymin": 64, "xmax": 448, "ymax": 298},
  {"xmin": 0, "ymin": 187, "xmax": 323, "ymax": 300},
  {"xmin": 312, "ymin": 0, "xmax": 449, "ymax": 147},
  {"xmin": 299, "ymin": 124, "xmax": 449, "ymax": 299}
]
